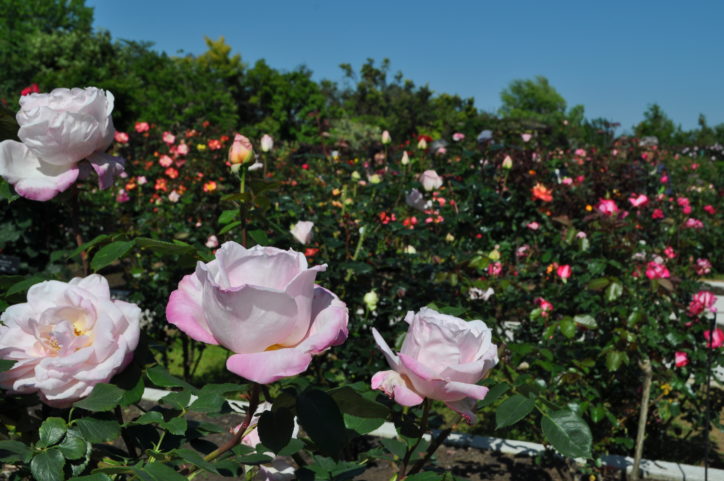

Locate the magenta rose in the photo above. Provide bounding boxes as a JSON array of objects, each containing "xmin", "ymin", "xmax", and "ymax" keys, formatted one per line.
[
  {"xmin": 0, "ymin": 87, "xmax": 125, "ymax": 200},
  {"xmin": 0, "ymin": 275, "xmax": 140, "ymax": 407},
  {"xmin": 371, "ymin": 307, "xmax": 498, "ymax": 423},
  {"xmin": 166, "ymin": 242, "xmax": 348, "ymax": 384}
]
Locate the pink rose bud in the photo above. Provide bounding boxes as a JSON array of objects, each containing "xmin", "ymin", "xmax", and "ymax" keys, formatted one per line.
[
  {"xmin": 556, "ymin": 264, "xmax": 572, "ymax": 280},
  {"xmin": 228, "ymin": 134, "xmax": 254, "ymax": 165},
  {"xmin": 166, "ymin": 243, "xmax": 349, "ymax": 384},
  {"xmin": 674, "ymin": 351, "xmax": 688, "ymax": 367},
  {"xmin": 260, "ymin": 134, "xmax": 274, "ymax": 152},
  {"xmin": 526, "ymin": 221, "xmax": 540, "ymax": 230},
  {"xmin": 0, "ymin": 275, "xmax": 140, "ymax": 407},
  {"xmin": 381, "ymin": 130, "xmax": 391, "ymax": 145},
  {"xmin": 371, "ymin": 307, "xmax": 498, "ymax": 423}
]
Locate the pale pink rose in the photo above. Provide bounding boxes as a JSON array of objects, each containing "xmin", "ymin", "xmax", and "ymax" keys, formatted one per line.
[
  {"xmin": 0, "ymin": 275, "xmax": 140, "ymax": 407},
  {"xmin": 159, "ymin": 155, "xmax": 173, "ymax": 167},
  {"xmin": 521, "ymin": 133, "xmax": 532, "ymax": 142},
  {"xmin": 576, "ymin": 231, "xmax": 587, "ymax": 239},
  {"xmin": 556, "ymin": 264, "xmax": 572, "ymax": 280},
  {"xmin": 574, "ymin": 148, "xmax": 586, "ymax": 157},
  {"xmin": 526, "ymin": 222, "xmax": 540, "ymax": 230},
  {"xmin": 168, "ymin": 190, "xmax": 180, "ymax": 203},
  {"xmin": 704, "ymin": 328, "xmax": 724, "ymax": 349},
  {"xmin": 290, "ymin": 221, "xmax": 314, "ymax": 244},
  {"xmin": 675, "ymin": 351, "xmax": 688, "ymax": 367},
  {"xmin": 596, "ymin": 199, "xmax": 619, "ymax": 216},
  {"xmin": 694, "ymin": 258, "xmax": 711, "ymax": 276},
  {"xmin": 645, "ymin": 260, "xmax": 670, "ymax": 280},
  {"xmin": 176, "ymin": 142, "xmax": 189, "ymax": 156},
  {"xmin": 116, "ymin": 189, "xmax": 130, "ymax": 203},
  {"xmin": 259, "ymin": 134, "xmax": 273, "ymax": 153},
  {"xmin": 683, "ymin": 218, "xmax": 704, "ymax": 229},
  {"xmin": 371, "ymin": 307, "xmax": 498, "ymax": 423},
  {"xmin": 436, "ymin": 147, "xmax": 447, "ymax": 156},
  {"xmin": 419, "ymin": 170, "xmax": 443, "ymax": 192},
  {"xmin": 162, "ymin": 131, "xmax": 176, "ymax": 145},
  {"xmin": 205, "ymin": 235, "xmax": 219, "ymax": 249},
  {"xmin": 114, "ymin": 131, "xmax": 129, "ymax": 143},
  {"xmin": 0, "ymin": 87, "xmax": 124, "ymax": 200},
  {"xmin": 135, "ymin": 122, "xmax": 150, "ymax": 133},
  {"xmin": 452, "ymin": 132, "xmax": 465, "ymax": 142},
  {"xmin": 628, "ymin": 194, "xmax": 648, "ymax": 207},
  {"xmin": 561, "ymin": 177, "xmax": 573, "ymax": 185},
  {"xmin": 166, "ymin": 243, "xmax": 348, "ymax": 384},
  {"xmin": 516, "ymin": 245, "xmax": 530, "ymax": 258},
  {"xmin": 136, "ymin": 176, "xmax": 147, "ymax": 185}
]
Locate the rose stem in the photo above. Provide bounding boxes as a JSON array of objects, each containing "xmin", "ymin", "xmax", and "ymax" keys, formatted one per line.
[
  {"xmin": 399, "ymin": 398, "xmax": 430, "ymax": 478},
  {"xmin": 204, "ymin": 383, "xmax": 260, "ymax": 463},
  {"xmin": 70, "ymin": 185, "xmax": 89, "ymax": 276},
  {"xmin": 115, "ymin": 405, "xmax": 138, "ymax": 458}
]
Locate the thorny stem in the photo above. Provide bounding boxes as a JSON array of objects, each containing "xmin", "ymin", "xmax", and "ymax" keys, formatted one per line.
[
  {"xmin": 70, "ymin": 186, "xmax": 89, "ymax": 275},
  {"xmin": 204, "ymin": 383, "xmax": 260, "ymax": 463},
  {"xmin": 407, "ymin": 427, "xmax": 453, "ymax": 477}
]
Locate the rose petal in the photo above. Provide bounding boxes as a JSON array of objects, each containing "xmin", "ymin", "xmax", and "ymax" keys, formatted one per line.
[
  {"xmin": 371, "ymin": 370, "xmax": 424, "ymax": 406},
  {"xmin": 445, "ymin": 398, "xmax": 479, "ymax": 424},
  {"xmin": 227, "ymin": 348, "xmax": 312, "ymax": 384},
  {"xmin": 166, "ymin": 272, "xmax": 218, "ymax": 345},
  {"xmin": 296, "ymin": 286, "xmax": 348, "ymax": 353},
  {"xmin": 372, "ymin": 328, "xmax": 400, "ymax": 370},
  {"xmin": 0, "ymin": 140, "xmax": 79, "ymax": 201},
  {"xmin": 86, "ymin": 151, "xmax": 125, "ymax": 189}
]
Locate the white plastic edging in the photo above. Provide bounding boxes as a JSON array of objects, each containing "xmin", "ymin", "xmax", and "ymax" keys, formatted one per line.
[{"xmin": 141, "ymin": 388, "xmax": 724, "ymax": 481}]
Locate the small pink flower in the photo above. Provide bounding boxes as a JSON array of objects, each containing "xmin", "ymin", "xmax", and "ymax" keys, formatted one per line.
[
  {"xmin": 628, "ymin": 194, "xmax": 648, "ymax": 207},
  {"xmin": 683, "ymin": 218, "xmax": 704, "ymax": 229},
  {"xmin": 162, "ymin": 131, "xmax": 176, "ymax": 145},
  {"xmin": 176, "ymin": 142, "xmax": 189, "ymax": 156},
  {"xmin": 651, "ymin": 209, "xmax": 664, "ymax": 219},
  {"xmin": 562, "ymin": 177, "xmax": 573, "ymax": 185},
  {"xmin": 114, "ymin": 131, "xmax": 129, "ymax": 143},
  {"xmin": 526, "ymin": 221, "xmax": 540, "ymax": 230},
  {"xmin": 535, "ymin": 297, "xmax": 553, "ymax": 317},
  {"xmin": 135, "ymin": 122, "xmax": 150, "ymax": 133},
  {"xmin": 576, "ymin": 231, "xmax": 587, "ymax": 239},
  {"xmin": 516, "ymin": 245, "xmax": 530, "ymax": 258},
  {"xmin": 452, "ymin": 132, "xmax": 465, "ymax": 142},
  {"xmin": 556, "ymin": 264, "xmax": 572, "ymax": 280},
  {"xmin": 574, "ymin": 148, "xmax": 586, "ymax": 157},
  {"xmin": 645, "ymin": 260, "xmax": 670, "ymax": 280},
  {"xmin": 675, "ymin": 351, "xmax": 688, "ymax": 367},
  {"xmin": 159, "ymin": 155, "xmax": 173, "ymax": 167},
  {"xmin": 663, "ymin": 246, "xmax": 676, "ymax": 259},
  {"xmin": 703, "ymin": 205, "xmax": 716, "ymax": 215},
  {"xmin": 168, "ymin": 190, "xmax": 180, "ymax": 203},
  {"xmin": 136, "ymin": 176, "xmax": 147, "ymax": 185},
  {"xmin": 116, "ymin": 189, "xmax": 130, "ymax": 203},
  {"xmin": 688, "ymin": 291, "xmax": 717, "ymax": 317},
  {"xmin": 488, "ymin": 262, "xmax": 502, "ymax": 277},
  {"xmin": 575, "ymin": 175, "xmax": 585, "ymax": 184},
  {"xmin": 205, "ymin": 235, "xmax": 219, "ymax": 249},
  {"xmin": 704, "ymin": 328, "xmax": 724, "ymax": 349},
  {"xmin": 694, "ymin": 258, "xmax": 711, "ymax": 276},
  {"xmin": 521, "ymin": 133, "xmax": 532, "ymax": 142},
  {"xmin": 596, "ymin": 199, "xmax": 619, "ymax": 216}
]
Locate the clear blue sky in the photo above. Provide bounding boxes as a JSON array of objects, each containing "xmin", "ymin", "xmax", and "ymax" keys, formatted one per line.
[{"xmin": 87, "ymin": 0, "xmax": 724, "ymax": 131}]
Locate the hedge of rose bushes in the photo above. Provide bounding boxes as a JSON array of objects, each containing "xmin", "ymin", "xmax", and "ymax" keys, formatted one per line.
[{"xmin": 0, "ymin": 86, "xmax": 722, "ymax": 480}]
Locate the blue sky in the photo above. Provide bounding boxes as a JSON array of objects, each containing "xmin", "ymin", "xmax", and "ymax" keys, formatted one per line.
[{"xmin": 87, "ymin": 0, "xmax": 724, "ymax": 131}]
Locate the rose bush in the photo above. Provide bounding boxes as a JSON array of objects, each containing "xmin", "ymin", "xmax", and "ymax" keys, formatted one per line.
[
  {"xmin": 166, "ymin": 242, "xmax": 348, "ymax": 384},
  {"xmin": 0, "ymin": 274, "xmax": 140, "ymax": 407},
  {"xmin": 0, "ymin": 87, "xmax": 124, "ymax": 200},
  {"xmin": 371, "ymin": 307, "xmax": 498, "ymax": 423}
]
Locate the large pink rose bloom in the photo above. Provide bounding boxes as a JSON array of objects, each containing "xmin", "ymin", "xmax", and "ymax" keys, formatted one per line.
[
  {"xmin": 0, "ymin": 275, "xmax": 140, "ymax": 407},
  {"xmin": 0, "ymin": 87, "xmax": 124, "ymax": 201},
  {"xmin": 371, "ymin": 307, "xmax": 498, "ymax": 423},
  {"xmin": 166, "ymin": 242, "xmax": 348, "ymax": 384}
]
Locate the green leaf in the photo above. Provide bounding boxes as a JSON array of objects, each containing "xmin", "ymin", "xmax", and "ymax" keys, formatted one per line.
[
  {"xmin": 0, "ymin": 359, "xmax": 15, "ymax": 373},
  {"xmin": 74, "ymin": 417, "xmax": 121, "ymax": 443},
  {"xmin": 296, "ymin": 389, "xmax": 347, "ymax": 458},
  {"xmin": 380, "ymin": 438, "xmax": 406, "ymax": 458},
  {"xmin": 343, "ymin": 413, "xmax": 385, "ymax": 435},
  {"xmin": 0, "ymin": 440, "xmax": 31, "ymax": 463},
  {"xmin": 605, "ymin": 350, "xmax": 628, "ymax": 372},
  {"xmin": 559, "ymin": 318, "xmax": 577, "ymax": 339},
  {"xmin": 218, "ymin": 209, "xmax": 239, "ymax": 225},
  {"xmin": 31, "ymin": 448, "xmax": 65, "ymax": 481},
  {"xmin": 38, "ymin": 417, "xmax": 67, "ymax": 448},
  {"xmin": 173, "ymin": 448, "xmax": 219, "ymax": 474},
  {"xmin": 479, "ymin": 382, "xmax": 510, "ymax": 407},
  {"xmin": 160, "ymin": 416, "xmax": 187, "ymax": 436},
  {"xmin": 69, "ymin": 474, "xmax": 112, "ymax": 481},
  {"xmin": 220, "ymin": 192, "xmax": 250, "ymax": 203},
  {"xmin": 146, "ymin": 365, "xmax": 195, "ymax": 390},
  {"xmin": 73, "ymin": 383, "xmax": 124, "ymax": 412},
  {"xmin": 495, "ymin": 394, "xmax": 535, "ymax": 429},
  {"xmin": 248, "ymin": 229, "xmax": 269, "ymax": 246},
  {"xmin": 131, "ymin": 411, "xmax": 164, "ymax": 425},
  {"xmin": 135, "ymin": 237, "xmax": 194, "ymax": 256},
  {"xmin": 541, "ymin": 409, "xmax": 592, "ymax": 458},
  {"xmin": 328, "ymin": 386, "xmax": 389, "ymax": 418},
  {"xmin": 277, "ymin": 438, "xmax": 305, "ymax": 456},
  {"xmin": 91, "ymin": 240, "xmax": 135, "ymax": 271},
  {"xmin": 66, "ymin": 234, "xmax": 111, "ymax": 259},
  {"xmin": 258, "ymin": 408, "xmax": 295, "ymax": 453},
  {"xmin": 587, "ymin": 278, "xmax": 609, "ymax": 290},
  {"xmin": 218, "ymin": 220, "xmax": 242, "ymax": 235},
  {"xmin": 133, "ymin": 462, "xmax": 188, "ymax": 481},
  {"xmin": 58, "ymin": 429, "xmax": 87, "ymax": 460},
  {"xmin": 160, "ymin": 390, "xmax": 193, "ymax": 409},
  {"xmin": 604, "ymin": 281, "xmax": 623, "ymax": 302},
  {"xmin": 573, "ymin": 314, "xmax": 598, "ymax": 329},
  {"xmin": 188, "ymin": 391, "xmax": 226, "ymax": 413},
  {"xmin": 6, "ymin": 275, "xmax": 47, "ymax": 297}
]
